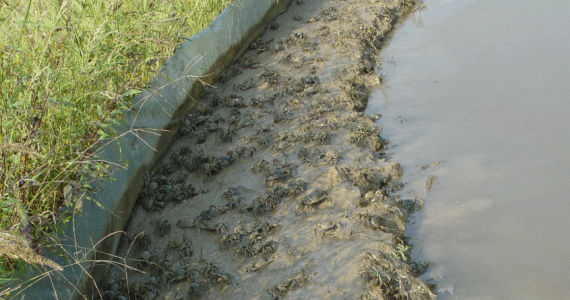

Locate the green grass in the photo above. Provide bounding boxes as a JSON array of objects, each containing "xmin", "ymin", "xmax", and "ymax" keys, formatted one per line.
[{"xmin": 0, "ymin": 0, "xmax": 231, "ymax": 290}]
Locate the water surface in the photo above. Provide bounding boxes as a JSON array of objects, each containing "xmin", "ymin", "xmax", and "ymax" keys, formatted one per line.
[{"xmin": 368, "ymin": 0, "xmax": 570, "ymax": 298}]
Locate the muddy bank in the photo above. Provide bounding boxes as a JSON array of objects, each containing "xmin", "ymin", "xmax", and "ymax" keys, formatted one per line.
[{"xmin": 101, "ymin": 0, "xmax": 434, "ymax": 299}]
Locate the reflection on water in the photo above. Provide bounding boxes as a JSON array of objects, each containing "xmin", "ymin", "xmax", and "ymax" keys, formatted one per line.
[{"xmin": 368, "ymin": 0, "xmax": 570, "ymax": 298}]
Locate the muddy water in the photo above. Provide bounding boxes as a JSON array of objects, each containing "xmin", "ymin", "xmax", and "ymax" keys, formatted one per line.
[{"xmin": 367, "ymin": 0, "xmax": 570, "ymax": 299}]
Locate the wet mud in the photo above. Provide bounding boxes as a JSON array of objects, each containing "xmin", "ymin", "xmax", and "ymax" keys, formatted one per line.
[{"xmin": 101, "ymin": 0, "xmax": 434, "ymax": 299}]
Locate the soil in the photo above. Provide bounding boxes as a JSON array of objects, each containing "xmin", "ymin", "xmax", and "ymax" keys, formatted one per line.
[{"xmin": 101, "ymin": 0, "xmax": 436, "ymax": 299}]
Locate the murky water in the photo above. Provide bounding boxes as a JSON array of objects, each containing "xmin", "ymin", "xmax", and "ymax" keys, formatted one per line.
[{"xmin": 367, "ymin": 0, "xmax": 570, "ymax": 298}]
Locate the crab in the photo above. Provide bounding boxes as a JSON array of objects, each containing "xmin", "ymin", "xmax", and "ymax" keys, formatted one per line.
[
  {"xmin": 133, "ymin": 232, "xmax": 152, "ymax": 250},
  {"xmin": 268, "ymin": 276, "xmax": 306, "ymax": 299},
  {"xmin": 211, "ymin": 94, "xmax": 225, "ymax": 106},
  {"xmin": 228, "ymin": 115, "xmax": 241, "ymax": 125},
  {"xmin": 203, "ymin": 161, "xmax": 222, "ymax": 177},
  {"xmin": 233, "ymin": 77, "xmax": 255, "ymax": 92},
  {"xmin": 313, "ymin": 221, "xmax": 342, "ymax": 239},
  {"xmin": 271, "ymin": 44, "xmax": 286, "ymax": 53},
  {"xmin": 156, "ymin": 163, "xmax": 175, "ymax": 176},
  {"xmin": 286, "ymin": 180, "xmax": 307, "ymax": 197},
  {"xmin": 260, "ymin": 70, "xmax": 280, "ymax": 86},
  {"xmin": 265, "ymin": 165, "xmax": 291, "ymax": 185},
  {"xmin": 248, "ymin": 231, "xmax": 264, "ymax": 245},
  {"xmin": 235, "ymin": 146, "xmax": 256, "ymax": 157},
  {"xmin": 238, "ymin": 57, "xmax": 261, "ymax": 69},
  {"xmin": 318, "ymin": 151, "xmax": 342, "ymax": 166},
  {"xmin": 181, "ymin": 119, "xmax": 197, "ymax": 134},
  {"xmin": 195, "ymin": 205, "xmax": 219, "ymax": 222},
  {"xmin": 236, "ymin": 238, "xmax": 256, "ymax": 257},
  {"xmin": 326, "ymin": 118, "xmax": 339, "ymax": 130},
  {"xmin": 253, "ymin": 190, "xmax": 283, "ymax": 211},
  {"xmin": 130, "ymin": 280, "xmax": 160, "ymax": 300},
  {"xmin": 225, "ymin": 149, "xmax": 240, "ymax": 161},
  {"xmin": 168, "ymin": 234, "xmax": 193, "ymax": 258},
  {"xmin": 252, "ymin": 134, "xmax": 272, "ymax": 148},
  {"xmin": 204, "ymin": 122, "xmax": 218, "ymax": 132},
  {"xmin": 272, "ymin": 140, "xmax": 291, "ymax": 152},
  {"xmin": 197, "ymin": 220, "xmax": 228, "ymax": 234},
  {"xmin": 250, "ymin": 96, "xmax": 275, "ymax": 108},
  {"xmin": 306, "ymin": 16, "xmax": 320, "ymax": 23},
  {"xmin": 255, "ymin": 240, "xmax": 277, "ymax": 255},
  {"xmin": 265, "ymin": 161, "xmax": 295, "ymax": 186},
  {"xmin": 309, "ymin": 65, "xmax": 318, "ymax": 75},
  {"xmin": 315, "ymin": 131, "xmax": 330, "ymax": 145},
  {"xmin": 140, "ymin": 196, "xmax": 165, "ymax": 211},
  {"xmin": 187, "ymin": 281, "xmax": 205, "ymax": 297},
  {"xmin": 136, "ymin": 250, "xmax": 160, "ymax": 270},
  {"xmin": 218, "ymin": 232, "xmax": 239, "ymax": 250},
  {"xmin": 176, "ymin": 218, "xmax": 193, "ymax": 229},
  {"xmin": 218, "ymin": 125, "xmax": 237, "ymax": 143},
  {"xmin": 243, "ymin": 256, "xmax": 275, "ymax": 272},
  {"xmin": 217, "ymin": 66, "xmax": 242, "ymax": 83},
  {"xmin": 201, "ymin": 262, "xmax": 233, "ymax": 286},
  {"xmin": 252, "ymin": 159, "xmax": 269, "ymax": 172},
  {"xmin": 350, "ymin": 213, "xmax": 387, "ymax": 230},
  {"xmin": 153, "ymin": 217, "xmax": 172, "ymax": 237},
  {"xmin": 187, "ymin": 114, "xmax": 208, "ymax": 127},
  {"xmin": 256, "ymin": 220, "xmax": 279, "ymax": 234},
  {"xmin": 225, "ymin": 94, "xmax": 247, "ymax": 108},
  {"xmin": 165, "ymin": 262, "xmax": 191, "ymax": 283},
  {"xmin": 297, "ymin": 189, "xmax": 331, "ymax": 211},
  {"xmin": 221, "ymin": 187, "xmax": 244, "ymax": 209},
  {"xmin": 296, "ymin": 147, "xmax": 311, "ymax": 162},
  {"xmin": 206, "ymin": 114, "xmax": 224, "ymax": 124}
]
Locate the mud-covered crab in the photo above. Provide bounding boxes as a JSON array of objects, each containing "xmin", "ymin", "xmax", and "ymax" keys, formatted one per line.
[
  {"xmin": 197, "ymin": 220, "xmax": 228, "ymax": 234},
  {"xmin": 268, "ymin": 276, "xmax": 307, "ymax": 299},
  {"xmin": 237, "ymin": 238, "xmax": 256, "ymax": 257},
  {"xmin": 201, "ymin": 262, "xmax": 234, "ymax": 286},
  {"xmin": 165, "ymin": 261, "xmax": 191, "ymax": 283},
  {"xmin": 218, "ymin": 125, "xmax": 236, "ymax": 143},
  {"xmin": 140, "ymin": 196, "xmax": 165, "ymax": 212},
  {"xmin": 238, "ymin": 57, "xmax": 261, "ymax": 69},
  {"xmin": 286, "ymin": 179, "xmax": 307, "ymax": 197},
  {"xmin": 235, "ymin": 146, "xmax": 256, "ymax": 157},
  {"xmin": 260, "ymin": 69, "xmax": 280, "ymax": 86},
  {"xmin": 297, "ymin": 189, "xmax": 331, "ymax": 211},
  {"xmin": 130, "ymin": 279, "xmax": 160, "ymax": 300},
  {"xmin": 228, "ymin": 115, "xmax": 241, "ymax": 125},
  {"xmin": 168, "ymin": 234, "xmax": 193, "ymax": 258},
  {"xmin": 255, "ymin": 240, "xmax": 277, "ymax": 255},
  {"xmin": 133, "ymin": 232, "xmax": 152, "ymax": 250},
  {"xmin": 203, "ymin": 161, "xmax": 222, "ymax": 177},
  {"xmin": 136, "ymin": 250, "xmax": 161, "ymax": 271},
  {"xmin": 233, "ymin": 77, "xmax": 255, "ymax": 92},
  {"xmin": 204, "ymin": 122, "xmax": 218, "ymax": 132},
  {"xmin": 243, "ymin": 256, "xmax": 275, "ymax": 272},
  {"xmin": 250, "ymin": 96, "xmax": 275, "ymax": 108},
  {"xmin": 265, "ymin": 164, "xmax": 291, "ymax": 185},
  {"xmin": 252, "ymin": 159, "xmax": 269, "ymax": 172},
  {"xmin": 225, "ymin": 94, "xmax": 247, "ymax": 107},
  {"xmin": 313, "ymin": 221, "xmax": 341, "ymax": 238},
  {"xmin": 351, "ymin": 212, "xmax": 387, "ymax": 230},
  {"xmin": 153, "ymin": 217, "xmax": 171, "ymax": 237}
]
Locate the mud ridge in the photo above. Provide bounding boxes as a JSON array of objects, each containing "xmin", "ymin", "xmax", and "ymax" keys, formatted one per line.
[{"xmin": 101, "ymin": 0, "xmax": 435, "ymax": 299}]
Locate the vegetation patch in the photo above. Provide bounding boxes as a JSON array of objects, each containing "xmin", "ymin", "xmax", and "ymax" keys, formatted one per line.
[{"xmin": 0, "ymin": 0, "xmax": 231, "ymax": 293}]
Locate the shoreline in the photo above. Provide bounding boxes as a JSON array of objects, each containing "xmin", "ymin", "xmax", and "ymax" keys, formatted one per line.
[{"xmin": 105, "ymin": 0, "xmax": 435, "ymax": 299}]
